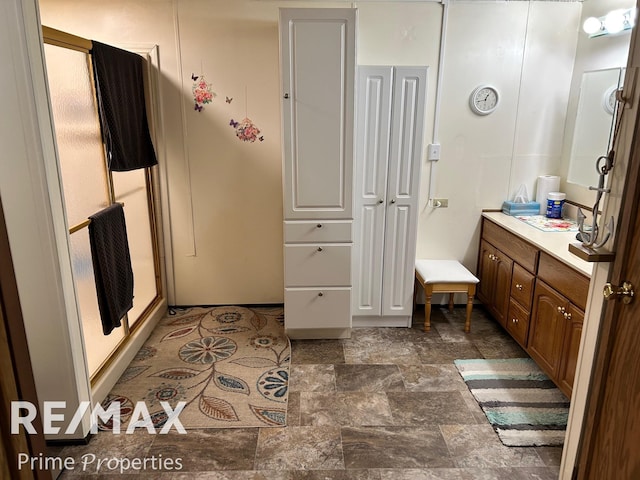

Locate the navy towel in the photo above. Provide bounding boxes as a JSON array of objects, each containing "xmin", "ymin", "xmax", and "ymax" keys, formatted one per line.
[
  {"xmin": 91, "ymin": 41, "xmax": 158, "ymax": 171},
  {"xmin": 88, "ymin": 204, "xmax": 134, "ymax": 335}
]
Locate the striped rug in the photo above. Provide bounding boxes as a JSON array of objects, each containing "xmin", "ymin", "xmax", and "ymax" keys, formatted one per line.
[{"xmin": 454, "ymin": 358, "xmax": 570, "ymax": 447}]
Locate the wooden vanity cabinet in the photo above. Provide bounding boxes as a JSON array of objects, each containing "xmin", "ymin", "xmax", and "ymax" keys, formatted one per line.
[{"xmin": 478, "ymin": 217, "xmax": 589, "ymax": 398}]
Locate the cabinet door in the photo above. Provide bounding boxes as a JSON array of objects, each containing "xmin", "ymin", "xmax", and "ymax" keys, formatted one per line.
[
  {"xmin": 477, "ymin": 240, "xmax": 496, "ymax": 306},
  {"xmin": 557, "ymin": 304, "xmax": 584, "ymax": 397},
  {"xmin": 280, "ymin": 8, "xmax": 356, "ymax": 220},
  {"xmin": 382, "ymin": 67, "xmax": 427, "ymax": 316},
  {"xmin": 352, "ymin": 67, "xmax": 393, "ymax": 316},
  {"xmin": 528, "ymin": 280, "xmax": 568, "ymax": 378},
  {"xmin": 493, "ymin": 249, "xmax": 513, "ymax": 328}
]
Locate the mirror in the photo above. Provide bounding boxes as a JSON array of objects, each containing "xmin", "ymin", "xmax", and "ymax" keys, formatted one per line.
[{"xmin": 568, "ymin": 68, "xmax": 623, "ymax": 188}]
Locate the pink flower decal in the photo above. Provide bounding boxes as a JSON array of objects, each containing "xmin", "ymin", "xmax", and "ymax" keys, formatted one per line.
[
  {"xmin": 192, "ymin": 74, "xmax": 216, "ymax": 112},
  {"xmin": 231, "ymin": 117, "xmax": 262, "ymax": 143}
]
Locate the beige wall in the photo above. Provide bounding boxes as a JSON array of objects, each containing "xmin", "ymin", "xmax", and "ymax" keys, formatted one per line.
[{"xmin": 38, "ymin": 0, "xmax": 585, "ymax": 304}]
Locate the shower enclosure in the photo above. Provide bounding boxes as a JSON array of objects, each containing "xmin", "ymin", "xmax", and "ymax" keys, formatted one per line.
[{"xmin": 42, "ymin": 27, "xmax": 163, "ymax": 380}]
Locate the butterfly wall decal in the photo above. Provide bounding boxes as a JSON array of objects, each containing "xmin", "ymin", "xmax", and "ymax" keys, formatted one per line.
[
  {"xmin": 194, "ymin": 104, "xmax": 203, "ymax": 112},
  {"xmin": 191, "ymin": 73, "xmax": 199, "ymax": 81},
  {"xmin": 229, "ymin": 119, "xmax": 239, "ymax": 128},
  {"xmin": 259, "ymin": 136, "xmax": 264, "ymax": 142},
  {"xmin": 226, "ymin": 96, "xmax": 233, "ymax": 104}
]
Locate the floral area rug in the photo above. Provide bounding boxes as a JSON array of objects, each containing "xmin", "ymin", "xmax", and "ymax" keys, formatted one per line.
[{"xmin": 100, "ymin": 306, "xmax": 289, "ymax": 430}]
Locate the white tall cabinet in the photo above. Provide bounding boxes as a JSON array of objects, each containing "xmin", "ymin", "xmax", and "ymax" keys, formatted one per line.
[
  {"xmin": 279, "ymin": 8, "xmax": 356, "ymax": 339},
  {"xmin": 352, "ymin": 66, "xmax": 427, "ymax": 327}
]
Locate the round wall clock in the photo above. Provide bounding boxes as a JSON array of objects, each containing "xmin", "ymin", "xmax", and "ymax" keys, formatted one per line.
[
  {"xmin": 603, "ymin": 85, "xmax": 618, "ymax": 115},
  {"xmin": 469, "ymin": 85, "xmax": 499, "ymax": 116}
]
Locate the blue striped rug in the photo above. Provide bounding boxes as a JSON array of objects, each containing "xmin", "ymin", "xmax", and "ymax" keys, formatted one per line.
[{"xmin": 454, "ymin": 358, "xmax": 570, "ymax": 447}]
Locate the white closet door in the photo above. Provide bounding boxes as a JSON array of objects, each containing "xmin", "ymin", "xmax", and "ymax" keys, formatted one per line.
[
  {"xmin": 280, "ymin": 8, "xmax": 356, "ymax": 220},
  {"xmin": 382, "ymin": 67, "xmax": 427, "ymax": 317},
  {"xmin": 352, "ymin": 66, "xmax": 393, "ymax": 316}
]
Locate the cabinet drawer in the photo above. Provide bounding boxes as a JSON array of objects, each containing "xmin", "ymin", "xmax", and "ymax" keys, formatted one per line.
[
  {"xmin": 285, "ymin": 244, "xmax": 351, "ymax": 287},
  {"xmin": 284, "ymin": 221, "xmax": 352, "ymax": 243},
  {"xmin": 482, "ymin": 219, "xmax": 538, "ymax": 273},
  {"xmin": 284, "ymin": 288, "xmax": 351, "ymax": 329},
  {"xmin": 538, "ymin": 252, "xmax": 589, "ymax": 310},
  {"xmin": 507, "ymin": 299, "xmax": 530, "ymax": 348},
  {"xmin": 511, "ymin": 263, "xmax": 535, "ymax": 310}
]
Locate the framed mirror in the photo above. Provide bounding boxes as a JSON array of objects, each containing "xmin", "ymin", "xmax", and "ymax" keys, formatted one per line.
[{"xmin": 567, "ymin": 67, "xmax": 623, "ymax": 188}]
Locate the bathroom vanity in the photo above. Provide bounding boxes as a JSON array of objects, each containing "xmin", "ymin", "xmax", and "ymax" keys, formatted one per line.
[{"xmin": 478, "ymin": 211, "xmax": 593, "ymax": 398}]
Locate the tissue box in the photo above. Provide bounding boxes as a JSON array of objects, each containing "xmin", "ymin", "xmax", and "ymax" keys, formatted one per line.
[{"xmin": 502, "ymin": 201, "xmax": 540, "ymax": 216}]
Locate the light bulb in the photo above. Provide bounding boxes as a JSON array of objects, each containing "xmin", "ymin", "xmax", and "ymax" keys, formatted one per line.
[
  {"xmin": 604, "ymin": 10, "xmax": 626, "ymax": 34},
  {"xmin": 583, "ymin": 16, "xmax": 602, "ymax": 35}
]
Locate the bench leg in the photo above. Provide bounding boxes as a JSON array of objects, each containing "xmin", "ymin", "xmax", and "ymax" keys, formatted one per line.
[
  {"xmin": 424, "ymin": 285, "xmax": 433, "ymax": 332},
  {"xmin": 465, "ymin": 284, "xmax": 476, "ymax": 333},
  {"xmin": 448, "ymin": 292, "xmax": 454, "ymax": 312}
]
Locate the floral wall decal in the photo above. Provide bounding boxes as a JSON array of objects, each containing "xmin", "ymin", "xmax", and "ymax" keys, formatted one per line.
[
  {"xmin": 228, "ymin": 86, "xmax": 264, "ymax": 142},
  {"xmin": 192, "ymin": 73, "xmax": 216, "ymax": 112}
]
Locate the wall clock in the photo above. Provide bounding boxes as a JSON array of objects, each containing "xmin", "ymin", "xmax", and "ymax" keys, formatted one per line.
[
  {"xmin": 603, "ymin": 85, "xmax": 618, "ymax": 115},
  {"xmin": 469, "ymin": 85, "xmax": 499, "ymax": 116}
]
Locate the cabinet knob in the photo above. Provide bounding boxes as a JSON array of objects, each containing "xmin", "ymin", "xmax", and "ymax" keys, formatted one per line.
[
  {"xmin": 316, "ymin": 223, "xmax": 323, "ymax": 228},
  {"xmin": 511, "ymin": 318, "xmax": 518, "ymax": 324},
  {"xmin": 284, "ymin": 93, "xmax": 290, "ymax": 99},
  {"xmin": 488, "ymin": 253, "xmax": 496, "ymax": 261},
  {"xmin": 563, "ymin": 312, "xmax": 572, "ymax": 320},
  {"xmin": 390, "ymin": 199, "xmax": 396, "ymax": 204},
  {"xmin": 378, "ymin": 199, "xmax": 384, "ymax": 204},
  {"xmin": 515, "ymin": 283, "xmax": 523, "ymax": 291},
  {"xmin": 317, "ymin": 247, "xmax": 323, "ymax": 252},
  {"xmin": 557, "ymin": 306, "xmax": 566, "ymax": 314},
  {"xmin": 318, "ymin": 292, "xmax": 324, "ymax": 297}
]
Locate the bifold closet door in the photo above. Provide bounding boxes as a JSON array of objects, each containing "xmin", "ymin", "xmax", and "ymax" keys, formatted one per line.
[
  {"xmin": 353, "ymin": 67, "xmax": 393, "ymax": 316},
  {"xmin": 382, "ymin": 67, "xmax": 427, "ymax": 317},
  {"xmin": 353, "ymin": 66, "xmax": 427, "ymax": 319}
]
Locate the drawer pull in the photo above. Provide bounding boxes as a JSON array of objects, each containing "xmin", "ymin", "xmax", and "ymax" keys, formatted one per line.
[
  {"xmin": 316, "ymin": 223, "xmax": 323, "ymax": 228},
  {"xmin": 563, "ymin": 312, "xmax": 572, "ymax": 320},
  {"xmin": 511, "ymin": 318, "xmax": 519, "ymax": 324},
  {"xmin": 515, "ymin": 283, "xmax": 523, "ymax": 291},
  {"xmin": 317, "ymin": 247, "xmax": 323, "ymax": 252},
  {"xmin": 557, "ymin": 306, "xmax": 566, "ymax": 314},
  {"xmin": 318, "ymin": 292, "xmax": 324, "ymax": 297}
]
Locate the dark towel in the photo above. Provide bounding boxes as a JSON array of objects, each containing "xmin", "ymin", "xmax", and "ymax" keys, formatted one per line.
[
  {"xmin": 91, "ymin": 41, "xmax": 158, "ymax": 171},
  {"xmin": 88, "ymin": 204, "xmax": 134, "ymax": 335}
]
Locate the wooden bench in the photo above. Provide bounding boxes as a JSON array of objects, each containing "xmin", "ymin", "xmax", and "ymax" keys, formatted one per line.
[{"xmin": 414, "ymin": 259, "xmax": 479, "ymax": 333}]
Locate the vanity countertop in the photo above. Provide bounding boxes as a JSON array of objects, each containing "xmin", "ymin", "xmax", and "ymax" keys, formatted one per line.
[{"xmin": 482, "ymin": 211, "xmax": 594, "ymax": 278}]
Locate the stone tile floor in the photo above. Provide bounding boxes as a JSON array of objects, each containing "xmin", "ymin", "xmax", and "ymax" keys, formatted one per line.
[{"xmin": 50, "ymin": 305, "xmax": 563, "ymax": 479}]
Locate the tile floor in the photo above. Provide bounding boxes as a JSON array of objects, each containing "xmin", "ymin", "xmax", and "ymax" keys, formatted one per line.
[{"xmin": 50, "ymin": 305, "xmax": 563, "ymax": 479}]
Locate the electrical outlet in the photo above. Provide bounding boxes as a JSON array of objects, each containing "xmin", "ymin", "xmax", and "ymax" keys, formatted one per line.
[
  {"xmin": 427, "ymin": 143, "xmax": 441, "ymax": 161},
  {"xmin": 432, "ymin": 198, "xmax": 448, "ymax": 208}
]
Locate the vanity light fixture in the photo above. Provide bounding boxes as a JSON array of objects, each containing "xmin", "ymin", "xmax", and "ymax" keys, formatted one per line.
[{"xmin": 583, "ymin": 7, "xmax": 636, "ymax": 38}]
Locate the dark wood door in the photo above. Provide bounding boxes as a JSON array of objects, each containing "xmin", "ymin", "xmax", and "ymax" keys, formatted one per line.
[
  {"xmin": 528, "ymin": 280, "xmax": 567, "ymax": 378},
  {"xmin": 577, "ymin": 20, "xmax": 640, "ymax": 478}
]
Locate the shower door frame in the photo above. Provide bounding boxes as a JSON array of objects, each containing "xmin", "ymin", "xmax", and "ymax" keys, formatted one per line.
[{"xmin": 42, "ymin": 26, "xmax": 165, "ymax": 385}]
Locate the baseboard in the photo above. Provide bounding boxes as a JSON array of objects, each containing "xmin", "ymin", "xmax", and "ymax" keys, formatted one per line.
[
  {"xmin": 352, "ymin": 315, "xmax": 412, "ymax": 327},
  {"xmin": 285, "ymin": 327, "xmax": 351, "ymax": 339}
]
